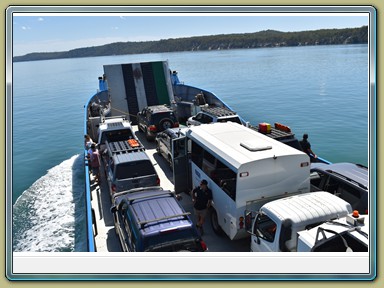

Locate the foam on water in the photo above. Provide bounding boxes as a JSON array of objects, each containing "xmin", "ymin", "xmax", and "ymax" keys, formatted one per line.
[{"xmin": 12, "ymin": 154, "xmax": 87, "ymax": 252}]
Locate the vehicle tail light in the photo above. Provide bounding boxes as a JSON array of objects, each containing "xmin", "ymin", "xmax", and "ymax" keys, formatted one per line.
[
  {"xmin": 200, "ymin": 240, "xmax": 208, "ymax": 251},
  {"xmin": 173, "ymin": 122, "xmax": 179, "ymax": 128},
  {"xmin": 156, "ymin": 177, "xmax": 160, "ymax": 186},
  {"xmin": 112, "ymin": 184, "xmax": 116, "ymax": 192},
  {"xmin": 148, "ymin": 125, "xmax": 157, "ymax": 132},
  {"xmin": 239, "ymin": 216, "xmax": 244, "ymax": 229}
]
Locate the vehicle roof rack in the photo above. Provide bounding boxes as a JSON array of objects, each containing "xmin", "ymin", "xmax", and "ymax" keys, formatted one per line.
[
  {"xmin": 201, "ymin": 106, "xmax": 237, "ymax": 117},
  {"xmin": 106, "ymin": 139, "xmax": 145, "ymax": 154},
  {"xmin": 137, "ymin": 212, "xmax": 191, "ymax": 228}
]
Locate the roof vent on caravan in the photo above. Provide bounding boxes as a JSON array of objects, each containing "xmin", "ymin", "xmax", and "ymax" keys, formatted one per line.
[{"xmin": 240, "ymin": 141, "xmax": 272, "ymax": 152}]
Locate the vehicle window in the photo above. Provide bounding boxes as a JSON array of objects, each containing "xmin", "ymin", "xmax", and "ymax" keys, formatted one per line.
[
  {"xmin": 153, "ymin": 112, "xmax": 174, "ymax": 122},
  {"xmin": 325, "ymin": 176, "xmax": 340, "ymax": 194},
  {"xmin": 173, "ymin": 138, "xmax": 186, "ymax": 157},
  {"xmin": 123, "ymin": 208, "xmax": 136, "ymax": 251},
  {"xmin": 191, "ymin": 141, "xmax": 204, "ymax": 168},
  {"xmin": 310, "ymin": 170, "xmax": 326, "ymax": 188},
  {"xmin": 145, "ymin": 229, "xmax": 200, "ymax": 252},
  {"xmin": 337, "ymin": 181, "xmax": 364, "ymax": 211},
  {"xmin": 217, "ymin": 116, "xmax": 242, "ymax": 124},
  {"xmin": 254, "ymin": 214, "xmax": 277, "ymax": 243},
  {"xmin": 195, "ymin": 113, "xmax": 203, "ymax": 121},
  {"xmin": 115, "ymin": 160, "xmax": 156, "ymax": 180},
  {"xmin": 101, "ymin": 129, "xmax": 135, "ymax": 143},
  {"xmin": 201, "ymin": 114, "xmax": 213, "ymax": 123}
]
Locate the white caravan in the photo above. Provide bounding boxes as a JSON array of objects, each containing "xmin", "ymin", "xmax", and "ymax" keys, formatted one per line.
[{"xmin": 184, "ymin": 122, "xmax": 311, "ymax": 240}]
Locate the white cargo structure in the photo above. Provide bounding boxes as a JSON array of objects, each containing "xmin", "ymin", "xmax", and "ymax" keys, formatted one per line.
[
  {"xmin": 185, "ymin": 122, "xmax": 311, "ymax": 240},
  {"xmin": 297, "ymin": 211, "xmax": 369, "ymax": 252},
  {"xmin": 250, "ymin": 191, "xmax": 353, "ymax": 252},
  {"xmin": 97, "ymin": 116, "xmax": 135, "ymax": 146}
]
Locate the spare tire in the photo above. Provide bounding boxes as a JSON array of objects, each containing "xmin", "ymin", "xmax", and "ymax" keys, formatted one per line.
[{"xmin": 159, "ymin": 119, "xmax": 173, "ymax": 131}]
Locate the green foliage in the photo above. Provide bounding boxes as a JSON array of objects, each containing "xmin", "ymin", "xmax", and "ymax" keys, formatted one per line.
[{"xmin": 13, "ymin": 26, "xmax": 368, "ymax": 62}]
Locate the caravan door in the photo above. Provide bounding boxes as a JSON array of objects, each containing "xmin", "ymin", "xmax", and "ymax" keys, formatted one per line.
[{"xmin": 173, "ymin": 136, "xmax": 190, "ymax": 194}]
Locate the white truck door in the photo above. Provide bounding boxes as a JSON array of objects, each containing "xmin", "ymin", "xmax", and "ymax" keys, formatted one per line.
[{"xmin": 250, "ymin": 214, "xmax": 279, "ymax": 252}]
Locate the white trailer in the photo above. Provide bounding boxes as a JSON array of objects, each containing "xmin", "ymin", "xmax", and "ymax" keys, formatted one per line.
[
  {"xmin": 183, "ymin": 122, "xmax": 311, "ymax": 240},
  {"xmin": 249, "ymin": 191, "xmax": 353, "ymax": 252}
]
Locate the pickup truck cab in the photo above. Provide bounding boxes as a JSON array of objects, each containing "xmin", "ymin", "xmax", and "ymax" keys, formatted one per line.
[
  {"xmin": 96, "ymin": 116, "xmax": 160, "ymax": 195},
  {"xmin": 97, "ymin": 116, "xmax": 135, "ymax": 147},
  {"xmin": 249, "ymin": 191, "xmax": 352, "ymax": 252}
]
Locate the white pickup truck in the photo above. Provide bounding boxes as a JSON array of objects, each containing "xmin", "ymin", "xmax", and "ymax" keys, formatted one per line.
[{"xmin": 248, "ymin": 191, "xmax": 359, "ymax": 252}]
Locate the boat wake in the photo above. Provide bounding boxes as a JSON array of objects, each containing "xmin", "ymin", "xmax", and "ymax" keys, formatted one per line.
[{"xmin": 12, "ymin": 154, "xmax": 88, "ymax": 252}]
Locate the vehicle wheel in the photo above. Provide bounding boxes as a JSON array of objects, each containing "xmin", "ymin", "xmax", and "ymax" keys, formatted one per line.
[
  {"xmin": 160, "ymin": 119, "xmax": 173, "ymax": 131},
  {"xmin": 210, "ymin": 208, "xmax": 224, "ymax": 236}
]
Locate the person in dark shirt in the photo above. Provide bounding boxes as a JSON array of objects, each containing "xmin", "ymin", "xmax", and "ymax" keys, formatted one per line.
[
  {"xmin": 300, "ymin": 133, "xmax": 317, "ymax": 161},
  {"xmin": 192, "ymin": 179, "xmax": 212, "ymax": 235}
]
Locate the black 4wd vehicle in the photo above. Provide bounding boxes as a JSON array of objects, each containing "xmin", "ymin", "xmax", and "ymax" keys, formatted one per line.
[
  {"xmin": 111, "ymin": 187, "xmax": 208, "ymax": 252},
  {"xmin": 137, "ymin": 105, "xmax": 179, "ymax": 141}
]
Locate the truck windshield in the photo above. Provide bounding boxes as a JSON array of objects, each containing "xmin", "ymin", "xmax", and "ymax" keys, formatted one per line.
[{"xmin": 101, "ymin": 129, "xmax": 135, "ymax": 143}]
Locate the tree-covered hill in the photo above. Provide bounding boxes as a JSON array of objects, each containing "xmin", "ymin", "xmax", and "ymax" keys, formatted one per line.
[{"xmin": 13, "ymin": 26, "xmax": 368, "ymax": 62}]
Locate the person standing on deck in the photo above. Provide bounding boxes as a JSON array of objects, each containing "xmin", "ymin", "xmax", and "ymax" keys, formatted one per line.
[
  {"xmin": 84, "ymin": 134, "xmax": 94, "ymax": 150},
  {"xmin": 192, "ymin": 179, "xmax": 212, "ymax": 235},
  {"xmin": 88, "ymin": 143, "xmax": 101, "ymax": 183},
  {"xmin": 300, "ymin": 133, "xmax": 317, "ymax": 161}
]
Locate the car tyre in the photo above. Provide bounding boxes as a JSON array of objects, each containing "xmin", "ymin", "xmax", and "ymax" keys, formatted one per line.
[{"xmin": 159, "ymin": 119, "xmax": 173, "ymax": 131}]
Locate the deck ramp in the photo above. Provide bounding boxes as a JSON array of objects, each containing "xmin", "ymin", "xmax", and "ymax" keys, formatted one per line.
[{"xmin": 103, "ymin": 61, "xmax": 174, "ymax": 124}]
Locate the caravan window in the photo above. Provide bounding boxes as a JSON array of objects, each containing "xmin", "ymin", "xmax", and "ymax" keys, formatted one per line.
[
  {"xmin": 191, "ymin": 140, "xmax": 237, "ymax": 201},
  {"xmin": 191, "ymin": 141, "xmax": 203, "ymax": 168}
]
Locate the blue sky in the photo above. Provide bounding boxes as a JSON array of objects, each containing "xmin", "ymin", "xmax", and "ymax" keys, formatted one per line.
[{"xmin": 12, "ymin": 13, "xmax": 369, "ymax": 56}]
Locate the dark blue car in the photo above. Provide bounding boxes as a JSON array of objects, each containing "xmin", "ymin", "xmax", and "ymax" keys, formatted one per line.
[{"xmin": 111, "ymin": 187, "xmax": 208, "ymax": 252}]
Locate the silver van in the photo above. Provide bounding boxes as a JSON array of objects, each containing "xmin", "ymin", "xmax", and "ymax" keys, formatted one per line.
[{"xmin": 310, "ymin": 162, "xmax": 368, "ymax": 214}]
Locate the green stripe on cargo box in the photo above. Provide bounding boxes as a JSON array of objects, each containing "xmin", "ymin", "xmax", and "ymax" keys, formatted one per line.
[{"xmin": 152, "ymin": 62, "xmax": 170, "ymax": 105}]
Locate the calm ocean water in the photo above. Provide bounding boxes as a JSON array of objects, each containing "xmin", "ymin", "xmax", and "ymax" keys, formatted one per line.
[{"xmin": 11, "ymin": 44, "xmax": 369, "ymax": 251}]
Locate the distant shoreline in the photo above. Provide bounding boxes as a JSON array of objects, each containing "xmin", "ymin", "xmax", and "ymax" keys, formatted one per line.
[{"xmin": 13, "ymin": 26, "xmax": 367, "ymax": 62}]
